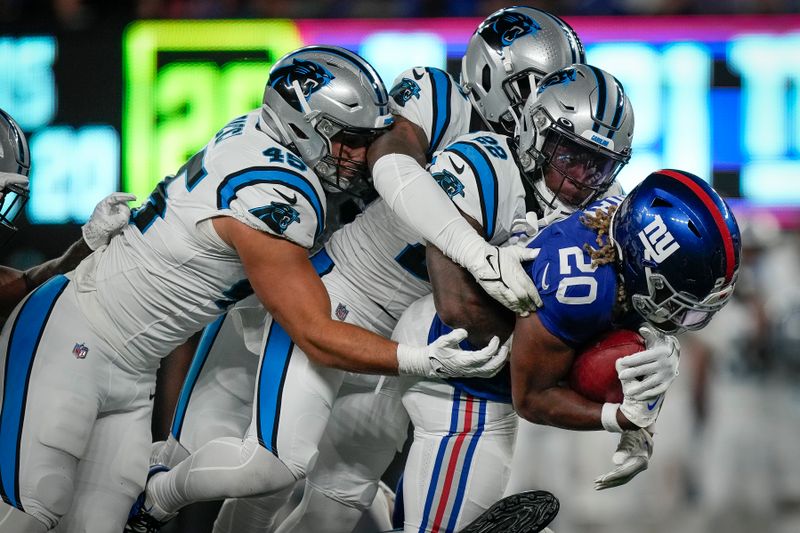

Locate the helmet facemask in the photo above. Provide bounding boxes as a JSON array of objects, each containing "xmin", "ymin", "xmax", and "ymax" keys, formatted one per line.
[
  {"xmin": 631, "ymin": 268, "xmax": 737, "ymax": 334},
  {"xmin": 497, "ymin": 67, "xmax": 545, "ymax": 135},
  {"xmin": 312, "ymin": 115, "xmax": 385, "ymax": 197},
  {"xmin": 0, "ymin": 182, "xmax": 28, "ymax": 235}
]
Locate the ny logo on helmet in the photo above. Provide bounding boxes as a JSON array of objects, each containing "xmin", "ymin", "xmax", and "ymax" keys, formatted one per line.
[
  {"xmin": 269, "ymin": 59, "xmax": 335, "ymax": 109},
  {"xmin": 537, "ymin": 68, "xmax": 577, "ymax": 95},
  {"xmin": 433, "ymin": 169, "xmax": 465, "ymax": 198},
  {"xmin": 478, "ymin": 11, "xmax": 541, "ymax": 51},
  {"xmin": 250, "ymin": 202, "xmax": 301, "ymax": 235},
  {"xmin": 390, "ymin": 78, "xmax": 421, "ymax": 107},
  {"xmin": 639, "ymin": 215, "xmax": 680, "ymax": 263}
]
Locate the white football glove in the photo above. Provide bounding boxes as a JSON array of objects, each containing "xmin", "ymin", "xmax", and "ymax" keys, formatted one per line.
[
  {"xmin": 616, "ymin": 326, "xmax": 680, "ymax": 400},
  {"xmin": 397, "ymin": 328, "xmax": 508, "ymax": 379},
  {"xmin": 620, "ymin": 393, "xmax": 664, "ymax": 428},
  {"xmin": 507, "ymin": 208, "xmax": 570, "ymax": 247},
  {"xmin": 465, "ymin": 244, "xmax": 542, "ymax": 317},
  {"xmin": 82, "ymin": 192, "xmax": 137, "ymax": 250},
  {"xmin": 0, "ymin": 171, "xmax": 29, "ymax": 199},
  {"xmin": 594, "ymin": 427, "xmax": 654, "ymax": 490}
]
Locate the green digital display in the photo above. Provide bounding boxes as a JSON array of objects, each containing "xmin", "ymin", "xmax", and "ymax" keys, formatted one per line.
[{"xmin": 123, "ymin": 20, "xmax": 303, "ymax": 201}]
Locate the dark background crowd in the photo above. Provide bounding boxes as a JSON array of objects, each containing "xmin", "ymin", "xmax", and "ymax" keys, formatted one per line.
[{"xmin": 2, "ymin": 0, "xmax": 800, "ymax": 29}]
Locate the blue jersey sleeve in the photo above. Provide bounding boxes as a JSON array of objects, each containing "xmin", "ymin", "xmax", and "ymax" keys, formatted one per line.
[{"xmin": 525, "ymin": 221, "xmax": 619, "ymax": 347}]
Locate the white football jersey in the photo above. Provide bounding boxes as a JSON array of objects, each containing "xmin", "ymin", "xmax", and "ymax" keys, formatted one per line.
[
  {"xmin": 388, "ymin": 67, "xmax": 473, "ymax": 159},
  {"xmin": 428, "ymin": 131, "xmax": 528, "ymax": 244},
  {"xmin": 71, "ymin": 110, "xmax": 327, "ymax": 367},
  {"xmin": 325, "ymin": 131, "xmax": 527, "ymax": 324}
]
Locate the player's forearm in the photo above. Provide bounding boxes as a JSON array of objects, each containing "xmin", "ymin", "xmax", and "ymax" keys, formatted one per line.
[
  {"xmin": 428, "ymin": 245, "xmax": 514, "ymax": 346},
  {"xmin": 0, "ymin": 237, "xmax": 92, "ymax": 320},
  {"xmin": 514, "ymin": 387, "xmax": 637, "ymax": 431},
  {"xmin": 25, "ymin": 237, "xmax": 92, "ymax": 289},
  {"xmin": 0, "ymin": 266, "xmax": 28, "ymax": 320},
  {"xmin": 291, "ymin": 317, "xmax": 400, "ymax": 375}
]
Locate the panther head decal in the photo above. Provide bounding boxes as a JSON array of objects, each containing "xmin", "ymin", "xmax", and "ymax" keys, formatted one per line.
[
  {"xmin": 536, "ymin": 67, "xmax": 578, "ymax": 96},
  {"xmin": 269, "ymin": 58, "xmax": 335, "ymax": 111},
  {"xmin": 432, "ymin": 169, "xmax": 466, "ymax": 199},
  {"xmin": 478, "ymin": 10, "xmax": 541, "ymax": 52},
  {"xmin": 250, "ymin": 201, "xmax": 301, "ymax": 235},
  {"xmin": 389, "ymin": 78, "xmax": 422, "ymax": 107}
]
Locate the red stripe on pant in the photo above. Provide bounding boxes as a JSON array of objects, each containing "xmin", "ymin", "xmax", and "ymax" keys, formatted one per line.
[{"xmin": 431, "ymin": 395, "xmax": 475, "ymax": 533}]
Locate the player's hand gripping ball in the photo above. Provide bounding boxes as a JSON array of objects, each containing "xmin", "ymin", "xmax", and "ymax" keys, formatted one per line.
[{"xmin": 568, "ymin": 329, "xmax": 645, "ymax": 403}]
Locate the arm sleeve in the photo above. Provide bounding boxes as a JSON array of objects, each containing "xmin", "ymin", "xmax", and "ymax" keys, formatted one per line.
[{"xmin": 372, "ymin": 153, "xmax": 489, "ymax": 270}]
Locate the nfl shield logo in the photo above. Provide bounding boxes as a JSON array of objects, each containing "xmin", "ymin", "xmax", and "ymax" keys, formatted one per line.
[
  {"xmin": 72, "ymin": 342, "xmax": 89, "ymax": 359},
  {"xmin": 335, "ymin": 303, "xmax": 349, "ymax": 321}
]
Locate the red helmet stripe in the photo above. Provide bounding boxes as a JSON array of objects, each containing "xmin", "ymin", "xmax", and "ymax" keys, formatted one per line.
[{"xmin": 656, "ymin": 169, "xmax": 736, "ymax": 282}]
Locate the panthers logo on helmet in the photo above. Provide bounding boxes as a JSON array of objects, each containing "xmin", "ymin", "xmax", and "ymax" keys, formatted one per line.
[
  {"xmin": 536, "ymin": 67, "xmax": 578, "ymax": 95},
  {"xmin": 433, "ymin": 169, "xmax": 466, "ymax": 198},
  {"xmin": 390, "ymin": 78, "xmax": 421, "ymax": 107},
  {"xmin": 250, "ymin": 201, "xmax": 301, "ymax": 235},
  {"xmin": 269, "ymin": 58, "xmax": 335, "ymax": 111},
  {"xmin": 478, "ymin": 10, "xmax": 541, "ymax": 52}
]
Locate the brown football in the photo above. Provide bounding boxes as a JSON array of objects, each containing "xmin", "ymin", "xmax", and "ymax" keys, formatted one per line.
[{"xmin": 568, "ymin": 329, "xmax": 645, "ymax": 403}]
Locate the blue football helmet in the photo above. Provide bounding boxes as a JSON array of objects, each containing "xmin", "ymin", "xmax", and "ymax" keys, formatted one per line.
[
  {"xmin": 610, "ymin": 169, "xmax": 741, "ymax": 334},
  {"xmin": 0, "ymin": 108, "xmax": 30, "ymax": 233}
]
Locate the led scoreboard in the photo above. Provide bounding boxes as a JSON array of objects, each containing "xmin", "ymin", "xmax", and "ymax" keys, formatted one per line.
[{"xmin": 2, "ymin": 14, "xmax": 800, "ymax": 233}]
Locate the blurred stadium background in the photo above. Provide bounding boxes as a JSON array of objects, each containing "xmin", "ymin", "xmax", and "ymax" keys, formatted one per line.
[{"xmin": 2, "ymin": 1, "xmax": 800, "ymax": 532}]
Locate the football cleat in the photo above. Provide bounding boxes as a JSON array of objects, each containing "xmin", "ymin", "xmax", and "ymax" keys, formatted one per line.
[{"xmin": 459, "ymin": 490, "xmax": 560, "ymax": 533}]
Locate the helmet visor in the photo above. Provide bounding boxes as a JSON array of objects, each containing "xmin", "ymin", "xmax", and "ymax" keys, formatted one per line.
[{"xmin": 543, "ymin": 133, "xmax": 625, "ymax": 191}]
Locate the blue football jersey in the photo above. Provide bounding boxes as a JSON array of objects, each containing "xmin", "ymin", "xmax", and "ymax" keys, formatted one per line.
[
  {"xmin": 444, "ymin": 197, "xmax": 627, "ymax": 402},
  {"xmin": 525, "ymin": 197, "xmax": 624, "ymax": 348}
]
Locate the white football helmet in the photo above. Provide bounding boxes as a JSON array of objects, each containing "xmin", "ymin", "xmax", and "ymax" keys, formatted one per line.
[
  {"xmin": 261, "ymin": 45, "xmax": 393, "ymax": 192},
  {"xmin": 461, "ymin": 6, "xmax": 585, "ymax": 135},
  {"xmin": 517, "ymin": 64, "xmax": 634, "ymax": 210}
]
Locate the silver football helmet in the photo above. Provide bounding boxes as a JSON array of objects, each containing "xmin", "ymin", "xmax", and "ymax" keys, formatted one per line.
[
  {"xmin": 461, "ymin": 6, "xmax": 585, "ymax": 135},
  {"xmin": 517, "ymin": 64, "xmax": 634, "ymax": 210},
  {"xmin": 261, "ymin": 45, "xmax": 393, "ymax": 192},
  {"xmin": 0, "ymin": 108, "xmax": 30, "ymax": 232}
]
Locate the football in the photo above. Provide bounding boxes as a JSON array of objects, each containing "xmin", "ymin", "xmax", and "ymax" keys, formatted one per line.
[{"xmin": 568, "ymin": 329, "xmax": 645, "ymax": 403}]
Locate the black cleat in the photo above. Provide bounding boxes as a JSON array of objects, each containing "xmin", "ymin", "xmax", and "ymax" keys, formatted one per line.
[{"xmin": 459, "ymin": 490, "xmax": 560, "ymax": 533}]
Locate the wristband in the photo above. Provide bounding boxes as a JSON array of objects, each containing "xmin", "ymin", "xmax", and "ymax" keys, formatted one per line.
[
  {"xmin": 601, "ymin": 402, "xmax": 623, "ymax": 433},
  {"xmin": 396, "ymin": 343, "xmax": 429, "ymax": 377}
]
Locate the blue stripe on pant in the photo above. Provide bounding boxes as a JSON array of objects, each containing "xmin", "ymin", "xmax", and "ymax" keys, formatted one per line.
[
  {"xmin": 169, "ymin": 314, "xmax": 227, "ymax": 440},
  {"xmin": 256, "ymin": 247, "xmax": 334, "ymax": 454},
  {"xmin": 0, "ymin": 275, "xmax": 69, "ymax": 510}
]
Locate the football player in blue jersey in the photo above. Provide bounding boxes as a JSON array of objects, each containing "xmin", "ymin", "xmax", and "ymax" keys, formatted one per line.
[
  {"xmin": 0, "ymin": 108, "xmax": 134, "ymax": 320},
  {"xmin": 394, "ymin": 169, "xmax": 740, "ymax": 533},
  {"xmin": 385, "ymin": 64, "xmax": 636, "ymax": 533}
]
